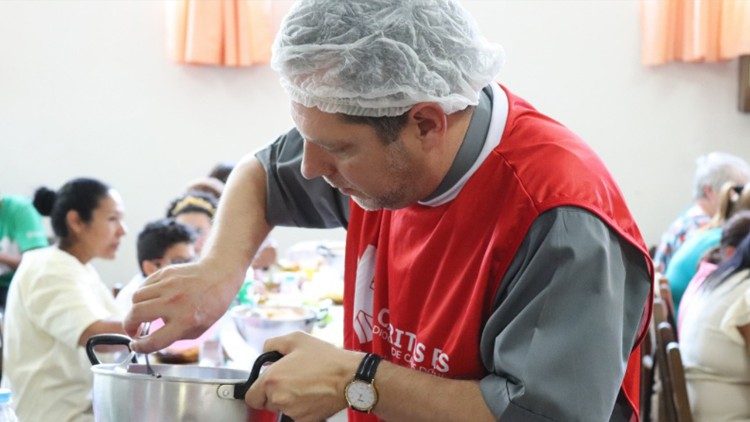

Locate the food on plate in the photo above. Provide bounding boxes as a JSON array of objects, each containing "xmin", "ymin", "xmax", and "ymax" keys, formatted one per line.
[{"xmin": 154, "ymin": 347, "xmax": 199, "ymax": 364}]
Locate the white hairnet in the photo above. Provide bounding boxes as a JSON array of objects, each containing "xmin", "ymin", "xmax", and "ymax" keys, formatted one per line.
[{"xmin": 271, "ymin": 0, "xmax": 504, "ymax": 117}]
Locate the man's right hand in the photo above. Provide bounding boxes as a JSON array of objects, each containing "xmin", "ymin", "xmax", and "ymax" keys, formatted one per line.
[
  {"xmin": 123, "ymin": 155, "xmax": 273, "ymax": 353},
  {"xmin": 123, "ymin": 260, "xmax": 242, "ymax": 353}
]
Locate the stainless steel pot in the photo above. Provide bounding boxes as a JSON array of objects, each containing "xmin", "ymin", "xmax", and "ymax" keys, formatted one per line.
[{"xmin": 86, "ymin": 334, "xmax": 289, "ymax": 422}]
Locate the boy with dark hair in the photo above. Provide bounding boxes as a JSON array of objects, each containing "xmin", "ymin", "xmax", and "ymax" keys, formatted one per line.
[
  {"xmin": 115, "ymin": 218, "xmax": 195, "ymax": 312},
  {"xmin": 116, "ymin": 218, "xmax": 201, "ymax": 363},
  {"xmin": 136, "ymin": 218, "xmax": 196, "ymax": 276}
]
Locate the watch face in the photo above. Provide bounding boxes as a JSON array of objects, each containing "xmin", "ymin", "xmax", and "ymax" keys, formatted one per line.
[{"xmin": 346, "ymin": 380, "xmax": 377, "ymax": 411}]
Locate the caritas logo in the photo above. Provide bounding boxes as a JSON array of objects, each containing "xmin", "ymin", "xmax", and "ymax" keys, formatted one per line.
[
  {"xmin": 351, "ymin": 244, "xmax": 450, "ymax": 375},
  {"xmin": 372, "ymin": 308, "xmax": 450, "ymax": 375}
]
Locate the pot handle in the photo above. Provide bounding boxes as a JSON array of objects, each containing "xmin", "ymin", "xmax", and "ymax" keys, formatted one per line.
[
  {"xmin": 85, "ymin": 334, "xmax": 136, "ymax": 365},
  {"xmin": 232, "ymin": 350, "xmax": 284, "ymax": 399}
]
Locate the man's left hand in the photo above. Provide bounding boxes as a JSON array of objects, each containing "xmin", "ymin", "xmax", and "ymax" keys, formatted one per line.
[{"xmin": 245, "ymin": 332, "xmax": 363, "ymax": 422}]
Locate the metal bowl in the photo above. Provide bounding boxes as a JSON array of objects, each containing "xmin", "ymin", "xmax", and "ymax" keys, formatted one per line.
[{"xmin": 230, "ymin": 305, "xmax": 317, "ymax": 352}]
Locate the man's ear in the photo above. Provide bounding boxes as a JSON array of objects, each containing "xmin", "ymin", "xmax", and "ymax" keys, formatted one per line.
[
  {"xmin": 142, "ymin": 260, "xmax": 159, "ymax": 277},
  {"xmin": 65, "ymin": 210, "xmax": 85, "ymax": 235},
  {"xmin": 408, "ymin": 103, "xmax": 447, "ymax": 140}
]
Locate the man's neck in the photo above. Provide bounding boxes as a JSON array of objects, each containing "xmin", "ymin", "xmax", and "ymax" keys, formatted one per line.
[
  {"xmin": 418, "ymin": 109, "xmax": 474, "ymax": 199},
  {"xmin": 443, "ymin": 108, "xmax": 475, "ymax": 166}
]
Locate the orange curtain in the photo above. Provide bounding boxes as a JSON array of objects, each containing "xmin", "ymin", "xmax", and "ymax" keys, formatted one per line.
[
  {"xmin": 166, "ymin": 0, "xmax": 294, "ymax": 67},
  {"xmin": 641, "ymin": 0, "xmax": 750, "ymax": 65}
]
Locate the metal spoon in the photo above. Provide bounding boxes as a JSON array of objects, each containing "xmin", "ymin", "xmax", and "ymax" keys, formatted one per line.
[
  {"xmin": 115, "ymin": 322, "xmax": 147, "ymax": 373},
  {"xmin": 140, "ymin": 322, "xmax": 161, "ymax": 378},
  {"xmin": 115, "ymin": 322, "xmax": 161, "ymax": 378}
]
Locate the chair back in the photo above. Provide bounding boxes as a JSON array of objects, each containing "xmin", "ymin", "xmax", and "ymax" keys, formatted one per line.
[
  {"xmin": 653, "ymin": 300, "xmax": 677, "ymax": 422},
  {"xmin": 640, "ymin": 326, "xmax": 655, "ymax": 420},
  {"xmin": 652, "ymin": 298, "xmax": 693, "ymax": 422},
  {"xmin": 658, "ymin": 278, "xmax": 678, "ymax": 341},
  {"xmin": 666, "ymin": 342, "xmax": 692, "ymax": 422}
]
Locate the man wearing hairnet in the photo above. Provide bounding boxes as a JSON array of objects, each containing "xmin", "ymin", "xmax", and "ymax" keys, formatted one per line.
[{"xmin": 126, "ymin": 1, "xmax": 653, "ymax": 420}]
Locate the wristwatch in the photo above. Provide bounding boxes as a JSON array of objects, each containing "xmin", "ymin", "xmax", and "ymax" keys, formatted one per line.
[{"xmin": 344, "ymin": 353, "xmax": 382, "ymax": 413}]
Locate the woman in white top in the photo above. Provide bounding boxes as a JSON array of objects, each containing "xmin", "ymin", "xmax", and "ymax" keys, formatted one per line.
[
  {"xmin": 680, "ymin": 230, "xmax": 750, "ymax": 421},
  {"xmin": 1, "ymin": 178, "xmax": 127, "ymax": 422}
]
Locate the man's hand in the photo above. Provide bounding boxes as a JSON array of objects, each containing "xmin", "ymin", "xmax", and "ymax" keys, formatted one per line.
[
  {"xmin": 123, "ymin": 156, "xmax": 272, "ymax": 353},
  {"xmin": 245, "ymin": 332, "xmax": 363, "ymax": 422},
  {"xmin": 123, "ymin": 261, "xmax": 241, "ymax": 353}
]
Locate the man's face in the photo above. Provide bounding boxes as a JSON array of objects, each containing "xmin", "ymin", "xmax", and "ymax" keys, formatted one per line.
[{"xmin": 291, "ymin": 103, "xmax": 425, "ymax": 210}]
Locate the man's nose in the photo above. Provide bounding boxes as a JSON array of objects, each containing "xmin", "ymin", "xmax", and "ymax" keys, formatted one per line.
[{"xmin": 301, "ymin": 140, "xmax": 334, "ymax": 180}]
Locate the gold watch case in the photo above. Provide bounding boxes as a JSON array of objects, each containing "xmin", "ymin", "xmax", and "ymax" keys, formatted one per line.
[{"xmin": 344, "ymin": 378, "xmax": 378, "ymax": 413}]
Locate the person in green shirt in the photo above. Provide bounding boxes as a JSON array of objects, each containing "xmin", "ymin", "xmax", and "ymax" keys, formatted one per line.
[{"xmin": 0, "ymin": 193, "xmax": 49, "ymax": 308}]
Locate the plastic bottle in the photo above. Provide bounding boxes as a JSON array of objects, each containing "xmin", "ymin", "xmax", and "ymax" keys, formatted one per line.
[
  {"xmin": 0, "ymin": 388, "xmax": 19, "ymax": 422},
  {"xmin": 235, "ymin": 277, "xmax": 256, "ymax": 306}
]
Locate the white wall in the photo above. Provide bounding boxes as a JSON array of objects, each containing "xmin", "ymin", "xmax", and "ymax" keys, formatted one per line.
[{"xmin": 2, "ymin": 0, "xmax": 749, "ymax": 285}]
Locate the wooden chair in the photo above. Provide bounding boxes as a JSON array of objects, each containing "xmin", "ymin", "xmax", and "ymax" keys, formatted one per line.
[
  {"xmin": 653, "ymin": 297, "xmax": 673, "ymax": 342},
  {"xmin": 652, "ymin": 298, "xmax": 693, "ymax": 422},
  {"xmin": 653, "ymin": 300, "xmax": 677, "ymax": 422},
  {"xmin": 654, "ymin": 273, "xmax": 666, "ymax": 295},
  {"xmin": 665, "ymin": 342, "xmax": 692, "ymax": 422},
  {"xmin": 640, "ymin": 326, "xmax": 655, "ymax": 420},
  {"xmin": 657, "ymin": 276, "xmax": 679, "ymax": 341}
]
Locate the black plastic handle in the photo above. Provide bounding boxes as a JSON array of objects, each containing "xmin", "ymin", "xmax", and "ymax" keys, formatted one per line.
[
  {"xmin": 233, "ymin": 351, "xmax": 284, "ymax": 399},
  {"xmin": 86, "ymin": 334, "xmax": 136, "ymax": 365}
]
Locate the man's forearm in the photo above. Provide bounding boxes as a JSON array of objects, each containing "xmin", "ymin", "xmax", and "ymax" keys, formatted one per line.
[
  {"xmin": 202, "ymin": 155, "xmax": 273, "ymax": 286},
  {"xmin": 372, "ymin": 360, "xmax": 495, "ymax": 422}
]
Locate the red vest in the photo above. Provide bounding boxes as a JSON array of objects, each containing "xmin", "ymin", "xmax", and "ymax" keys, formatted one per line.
[{"xmin": 343, "ymin": 85, "xmax": 653, "ymax": 421}]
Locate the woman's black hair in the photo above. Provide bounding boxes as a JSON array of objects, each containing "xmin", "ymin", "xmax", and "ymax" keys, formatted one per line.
[
  {"xmin": 702, "ymin": 230, "xmax": 750, "ymax": 292},
  {"xmin": 720, "ymin": 210, "xmax": 750, "ymax": 249},
  {"xmin": 33, "ymin": 178, "xmax": 110, "ymax": 238},
  {"xmin": 208, "ymin": 162, "xmax": 235, "ymax": 184},
  {"xmin": 32, "ymin": 187, "xmax": 56, "ymax": 216}
]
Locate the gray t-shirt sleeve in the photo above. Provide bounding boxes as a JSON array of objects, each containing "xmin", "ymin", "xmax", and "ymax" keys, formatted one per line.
[
  {"xmin": 254, "ymin": 128, "xmax": 350, "ymax": 228},
  {"xmin": 479, "ymin": 207, "xmax": 650, "ymax": 421}
]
